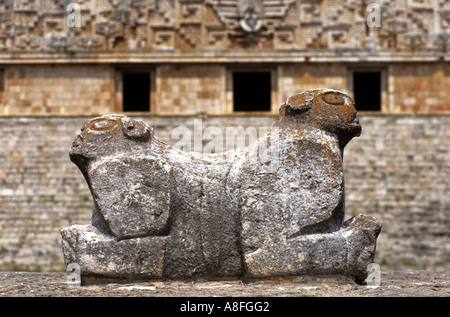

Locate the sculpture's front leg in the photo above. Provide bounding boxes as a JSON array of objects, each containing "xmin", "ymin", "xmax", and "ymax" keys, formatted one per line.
[
  {"xmin": 342, "ymin": 214, "xmax": 382, "ymax": 282},
  {"xmin": 61, "ymin": 224, "xmax": 166, "ymax": 284},
  {"xmin": 88, "ymin": 156, "xmax": 172, "ymax": 240},
  {"xmin": 243, "ymin": 214, "xmax": 381, "ymax": 282}
]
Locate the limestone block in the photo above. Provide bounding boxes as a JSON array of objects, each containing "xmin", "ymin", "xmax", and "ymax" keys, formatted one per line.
[{"xmin": 61, "ymin": 89, "xmax": 381, "ymax": 284}]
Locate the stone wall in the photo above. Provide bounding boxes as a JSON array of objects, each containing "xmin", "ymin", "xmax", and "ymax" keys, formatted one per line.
[
  {"xmin": 344, "ymin": 115, "xmax": 450, "ymax": 270},
  {"xmin": 2, "ymin": 62, "xmax": 450, "ymax": 116},
  {"xmin": 155, "ymin": 64, "xmax": 226, "ymax": 115},
  {"xmin": 0, "ymin": 114, "xmax": 448, "ymax": 272},
  {"xmin": 278, "ymin": 63, "xmax": 348, "ymax": 102},
  {"xmin": 390, "ymin": 62, "xmax": 450, "ymax": 114},
  {"xmin": 0, "ymin": 65, "xmax": 114, "ymax": 115}
]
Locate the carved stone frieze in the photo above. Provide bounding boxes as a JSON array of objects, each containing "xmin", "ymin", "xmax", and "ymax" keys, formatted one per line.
[{"xmin": 0, "ymin": 0, "xmax": 448, "ymax": 55}]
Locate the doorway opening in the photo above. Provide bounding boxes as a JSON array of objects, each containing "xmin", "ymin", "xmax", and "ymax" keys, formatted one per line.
[
  {"xmin": 122, "ymin": 72, "xmax": 151, "ymax": 112},
  {"xmin": 232, "ymin": 72, "xmax": 271, "ymax": 112},
  {"xmin": 352, "ymin": 72, "xmax": 381, "ymax": 111}
]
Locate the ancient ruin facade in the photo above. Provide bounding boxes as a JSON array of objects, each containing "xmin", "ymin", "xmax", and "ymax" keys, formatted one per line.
[{"xmin": 0, "ymin": 0, "xmax": 449, "ymax": 115}]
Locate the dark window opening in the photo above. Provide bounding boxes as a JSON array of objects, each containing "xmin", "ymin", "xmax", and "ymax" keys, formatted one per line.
[
  {"xmin": 0, "ymin": 69, "xmax": 4, "ymax": 104},
  {"xmin": 123, "ymin": 72, "xmax": 150, "ymax": 112},
  {"xmin": 233, "ymin": 72, "xmax": 271, "ymax": 112},
  {"xmin": 353, "ymin": 72, "xmax": 381, "ymax": 111},
  {"xmin": 0, "ymin": 69, "xmax": 4, "ymax": 92}
]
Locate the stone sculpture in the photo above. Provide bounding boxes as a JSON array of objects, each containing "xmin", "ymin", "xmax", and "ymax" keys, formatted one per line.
[{"xmin": 61, "ymin": 89, "xmax": 381, "ymax": 284}]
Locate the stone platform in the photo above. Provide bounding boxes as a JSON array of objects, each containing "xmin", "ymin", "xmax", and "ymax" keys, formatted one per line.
[{"xmin": 0, "ymin": 271, "xmax": 448, "ymax": 297}]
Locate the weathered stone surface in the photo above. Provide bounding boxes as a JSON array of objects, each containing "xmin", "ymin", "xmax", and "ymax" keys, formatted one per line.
[
  {"xmin": 1, "ymin": 271, "xmax": 449, "ymax": 297},
  {"xmin": 61, "ymin": 89, "xmax": 381, "ymax": 284},
  {"xmin": 61, "ymin": 224, "xmax": 166, "ymax": 280}
]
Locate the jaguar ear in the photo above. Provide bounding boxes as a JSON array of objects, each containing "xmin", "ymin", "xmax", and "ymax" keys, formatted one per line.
[
  {"xmin": 121, "ymin": 117, "xmax": 151, "ymax": 142},
  {"xmin": 283, "ymin": 92, "xmax": 314, "ymax": 114}
]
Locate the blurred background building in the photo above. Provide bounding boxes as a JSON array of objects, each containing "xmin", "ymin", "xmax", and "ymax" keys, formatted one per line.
[{"xmin": 0, "ymin": 0, "xmax": 449, "ymax": 272}]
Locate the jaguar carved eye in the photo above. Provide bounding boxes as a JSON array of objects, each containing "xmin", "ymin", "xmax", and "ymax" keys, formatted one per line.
[
  {"xmin": 322, "ymin": 93, "xmax": 345, "ymax": 105},
  {"xmin": 91, "ymin": 119, "xmax": 115, "ymax": 131}
]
